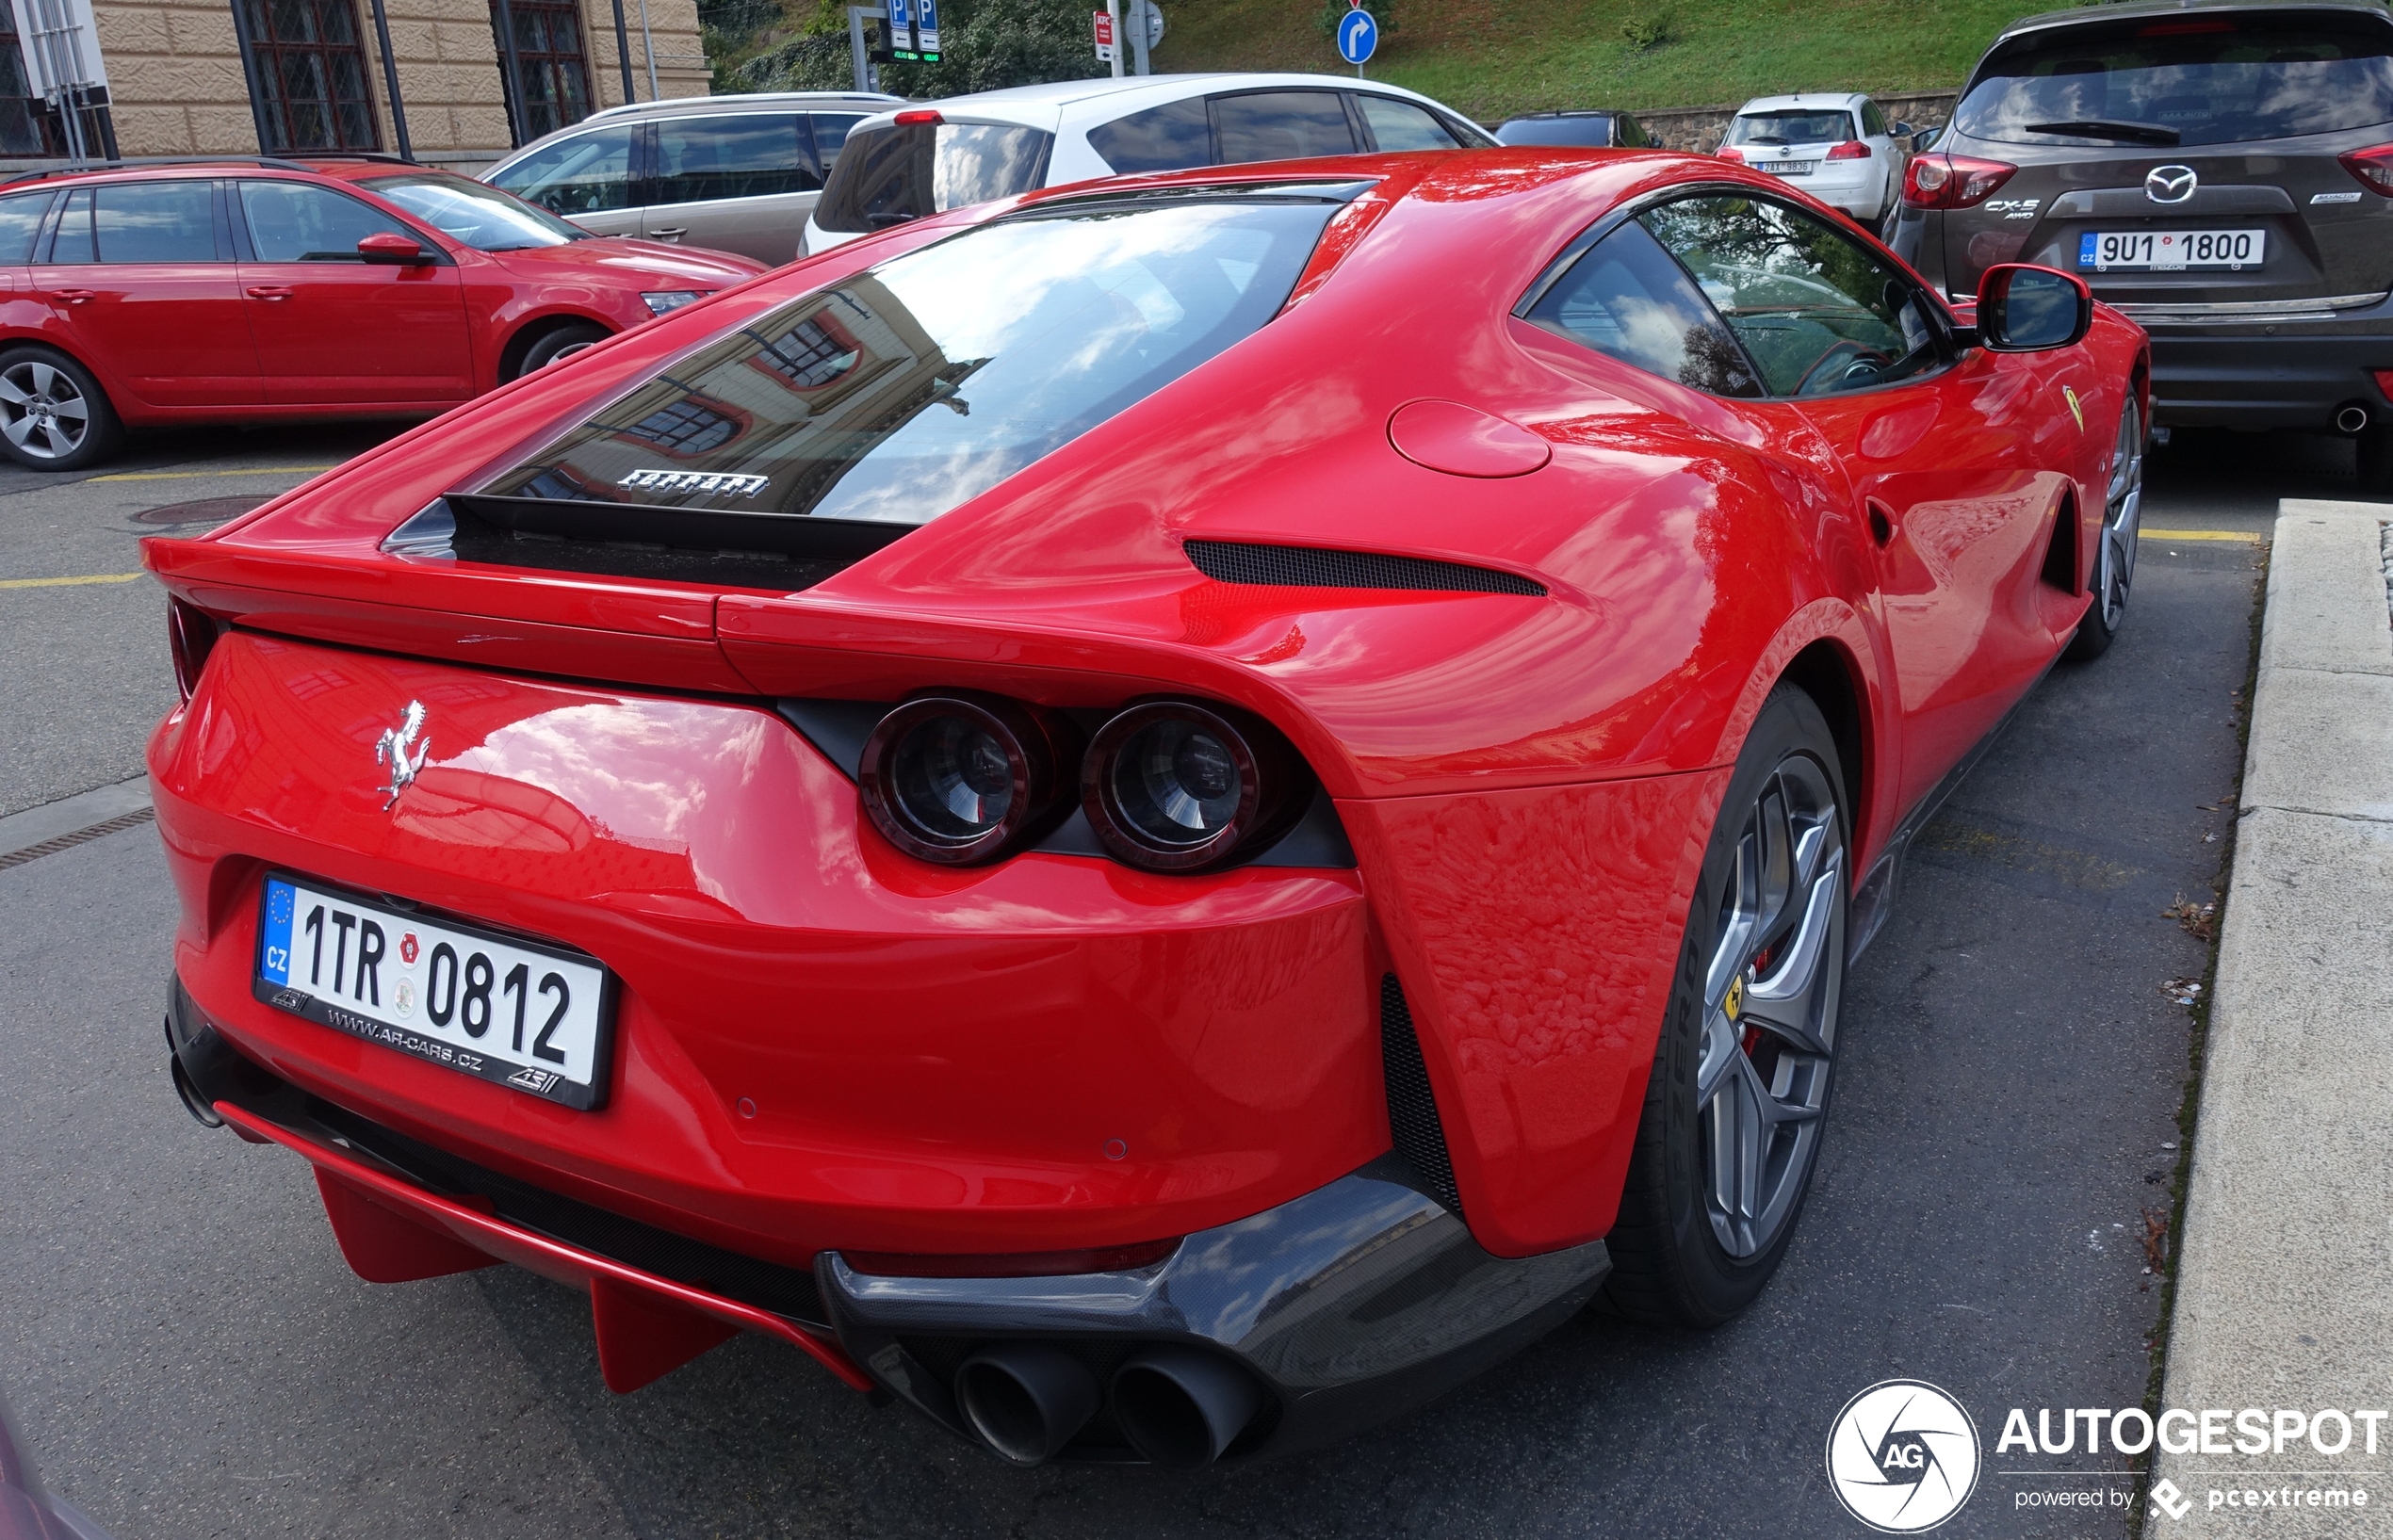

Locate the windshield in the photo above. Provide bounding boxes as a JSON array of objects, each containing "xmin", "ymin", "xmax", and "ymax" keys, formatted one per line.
[
  {"xmin": 1727, "ymin": 110, "xmax": 1856, "ymax": 146},
  {"xmin": 481, "ymin": 197, "xmax": 1336, "ymax": 526},
  {"xmin": 1954, "ymin": 12, "xmax": 2393, "ymax": 146},
  {"xmin": 361, "ymin": 172, "xmax": 586, "ymax": 251},
  {"xmin": 813, "ymin": 122, "xmax": 1054, "ymax": 233}
]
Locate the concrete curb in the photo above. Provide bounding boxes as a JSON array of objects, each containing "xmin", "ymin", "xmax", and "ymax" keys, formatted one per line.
[{"xmin": 2155, "ymin": 501, "xmax": 2393, "ymax": 1531}]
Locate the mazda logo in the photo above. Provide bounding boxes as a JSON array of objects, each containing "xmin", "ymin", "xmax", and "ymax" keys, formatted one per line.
[{"xmin": 2145, "ymin": 165, "xmax": 2198, "ymax": 204}]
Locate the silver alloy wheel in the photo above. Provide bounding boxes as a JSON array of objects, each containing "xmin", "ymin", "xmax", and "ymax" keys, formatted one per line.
[
  {"xmin": 2094, "ymin": 402, "xmax": 2143, "ymax": 631},
  {"xmin": 1697, "ymin": 753, "xmax": 1846, "ymax": 1258},
  {"xmin": 0, "ymin": 359, "xmax": 90, "ymax": 460}
]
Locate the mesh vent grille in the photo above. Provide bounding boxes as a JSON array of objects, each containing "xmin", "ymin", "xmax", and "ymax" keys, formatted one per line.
[
  {"xmin": 1380, "ymin": 974, "xmax": 1463, "ymax": 1216},
  {"xmin": 1185, "ymin": 540, "xmax": 1546, "ymax": 596}
]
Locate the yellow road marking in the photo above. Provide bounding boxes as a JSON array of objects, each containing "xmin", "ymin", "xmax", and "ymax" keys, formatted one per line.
[
  {"xmin": 2139, "ymin": 528, "xmax": 2265, "ymax": 542},
  {"xmin": 88, "ymin": 464, "xmax": 334, "ymax": 482},
  {"xmin": 0, "ymin": 572, "xmax": 143, "ymax": 589}
]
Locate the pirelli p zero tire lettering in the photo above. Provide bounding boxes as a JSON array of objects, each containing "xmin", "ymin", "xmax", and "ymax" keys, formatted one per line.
[
  {"xmin": 1603, "ymin": 685, "xmax": 1849, "ymax": 1327},
  {"xmin": 0, "ymin": 346, "xmax": 121, "ymax": 471}
]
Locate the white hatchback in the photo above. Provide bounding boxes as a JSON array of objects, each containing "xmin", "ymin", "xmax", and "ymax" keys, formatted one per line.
[
  {"xmin": 1716, "ymin": 92, "xmax": 1914, "ymax": 226},
  {"xmin": 802, "ymin": 73, "xmax": 1495, "ymax": 255}
]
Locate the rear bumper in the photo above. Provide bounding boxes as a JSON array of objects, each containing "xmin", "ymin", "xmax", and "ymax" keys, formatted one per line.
[
  {"xmin": 2145, "ymin": 321, "xmax": 2393, "ymax": 429},
  {"xmin": 171, "ymin": 979, "xmax": 1609, "ymax": 1461}
]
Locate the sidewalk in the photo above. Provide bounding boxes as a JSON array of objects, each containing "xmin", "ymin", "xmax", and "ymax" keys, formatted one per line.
[{"xmin": 2157, "ymin": 500, "xmax": 2393, "ymax": 1530}]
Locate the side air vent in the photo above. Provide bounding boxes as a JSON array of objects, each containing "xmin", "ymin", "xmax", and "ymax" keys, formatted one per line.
[
  {"xmin": 1184, "ymin": 540, "xmax": 1546, "ymax": 596},
  {"xmin": 1379, "ymin": 974, "xmax": 1463, "ymax": 1216}
]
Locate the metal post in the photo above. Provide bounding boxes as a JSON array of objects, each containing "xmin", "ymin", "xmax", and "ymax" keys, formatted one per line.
[
  {"xmin": 366, "ymin": 0, "xmax": 413, "ymax": 159},
  {"xmin": 846, "ymin": 6, "xmax": 880, "ymax": 94},
  {"xmin": 1129, "ymin": 0, "xmax": 1148, "ymax": 75},
  {"xmin": 1104, "ymin": 0, "xmax": 1120, "ymax": 77},
  {"xmin": 490, "ymin": 0, "xmax": 528, "ymax": 145},
  {"xmin": 634, "ymin": 0, "xmax": 657, "ymax": 99},
  {"xmin": 610, "ymin": 0, "xmax": 636, "ymax": 101}
]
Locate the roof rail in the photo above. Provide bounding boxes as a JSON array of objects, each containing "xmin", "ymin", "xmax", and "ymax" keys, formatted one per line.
[
  {"xmin": 0, "ymin": 154, "xmax": 334, "ymax": 187},
  {"xmin": 276, "ymin": 150, "xmax": 421, "ymax": 166}
]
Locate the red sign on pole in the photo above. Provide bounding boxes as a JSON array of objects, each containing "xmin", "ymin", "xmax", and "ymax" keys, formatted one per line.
[{"xmin": 1092, "ymin": 8, "xmax": 1115, "ymax": 59}]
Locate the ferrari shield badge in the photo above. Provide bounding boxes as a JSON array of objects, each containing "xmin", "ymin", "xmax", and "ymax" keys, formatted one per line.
[
  {"xmin": 374, "ymin": 700, "xmax": 431, "ymax": 809},
  {"xmin": 2062, "ymin": 385, "xmax": 2085, "ymax": 431},
  {"xmin": 1724, "ymin": 975, "xmax": 1746, "ymax": 1022}
]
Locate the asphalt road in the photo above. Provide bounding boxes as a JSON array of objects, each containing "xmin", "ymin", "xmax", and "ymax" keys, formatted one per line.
[{"xmin": 0, "ymin": 422, "xmax": 2354, "ymax": 1539}]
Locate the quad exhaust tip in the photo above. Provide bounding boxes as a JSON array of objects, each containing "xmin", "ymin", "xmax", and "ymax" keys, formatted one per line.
[
  {"xmin": 954, "ymin": 1344, "xmax": 1100, "ymax": 1467},
  {"xmin": 2336, "ymin": 404, "xmax": 2371, "ymax": 435},
  {"xmin": 1109, "ymin": 1347, "xmax": 1263, "ymax": 1470}
]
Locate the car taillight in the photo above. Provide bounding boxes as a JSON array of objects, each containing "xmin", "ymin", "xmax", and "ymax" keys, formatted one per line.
[
  {"xmin": 1083, "ymin": 702, "xmax": 1294, "ymax": 872},
  {"xmin": 1715, "ymin": 144, "xmax": 1744, "ymax": 162},
  {"xmin": 858, "ymin": 693, "xmax": 1073, "ymax": 865},
  {"xmin": 2374, "ymin": 368, "xmax": 2393, "ymax": 399},
  {"xmin": 894, "ymin": 109, "xmax": 943, "ymax": 126},
  {"xmin": 2339, "ymin": 145, "xmax": 2393, "ymax": 196},
  {"xmin": 168, "ymin": 597, "xmax": 221, "ymax": 701},
  {"xmin": 1903, "ymin": 153, "xmax": 2016, "ymax": 210},
  {"xmin": 1827, "ymin": 140, "xmax": 1870, "ymax": 161}
]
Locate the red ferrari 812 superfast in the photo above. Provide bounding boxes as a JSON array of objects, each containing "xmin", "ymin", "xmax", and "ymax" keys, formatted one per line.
[{"xmin": 146, "ymin": 148, "xmax": 2148, "ymax": 1467}]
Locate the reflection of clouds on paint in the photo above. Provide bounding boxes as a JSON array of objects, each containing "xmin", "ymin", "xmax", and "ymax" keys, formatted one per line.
[{"xmin": 446, "ymin": 703, "xmax": 767, "ymax": 849}]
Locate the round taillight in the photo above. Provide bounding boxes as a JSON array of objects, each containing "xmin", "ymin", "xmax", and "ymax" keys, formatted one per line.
[
  {"xmin": 1083, "ymin": 703, "xmax": 1288, "ymax": 872},
  {"xmin": 858, "ymin": 695, "xmax": 1064, "ymax": 864}
]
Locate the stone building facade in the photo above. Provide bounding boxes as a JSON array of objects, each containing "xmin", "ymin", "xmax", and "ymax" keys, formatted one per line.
[{"xmin": 1, "ymin": 0, "xmax": 711, "ymax": 170}]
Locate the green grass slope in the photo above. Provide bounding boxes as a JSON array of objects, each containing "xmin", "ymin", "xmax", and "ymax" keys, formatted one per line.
[{"xmin": 1148, "ymin": 0, "xmax": 2041, "ymax": 122}]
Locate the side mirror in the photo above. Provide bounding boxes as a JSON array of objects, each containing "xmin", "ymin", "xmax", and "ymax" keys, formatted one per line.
[
  {"xmin": 358, "ymin": 232, "xmax": 432, "ymax": 266},
  {"xmin": 1890, "ymin": 121, "xmax": 1913, "ymax": 139},
  {"xmin": 1912, "ymin": 126, "xmax": 1942, "ymax": 153},
  {"xmin": 1975, "ymin": 263, "xmax": 2092, "ymax": 351}
]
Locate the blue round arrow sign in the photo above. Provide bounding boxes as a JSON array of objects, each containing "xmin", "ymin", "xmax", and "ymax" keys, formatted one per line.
[{"xmin": 1337, "ymin": 6, "xmax": 1377, "ymax": 64}]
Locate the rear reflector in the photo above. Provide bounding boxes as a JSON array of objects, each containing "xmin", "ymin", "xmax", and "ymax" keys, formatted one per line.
[
  {"xmin": 894, "ymin": 109, "xmax": 943, "ymax": 125},
  {"xmin": 842, "ymin": 1239, "xmax": 1181, "ymax": 1277},
  {"xmin": 2340, "ymin": 145, "xmax": 2393, "ymax": 196}
]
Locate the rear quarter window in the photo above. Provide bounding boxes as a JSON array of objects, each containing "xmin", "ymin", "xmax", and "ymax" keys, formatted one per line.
[
  {"xmin": 0, "ymin": 190, "xmax": 53, "ymax": 263},
  {"xmin": 814, "ymin": 122, "xmax": 1054, "ymax": 232},
  {"xmin": 1213, "ymin": 91, "xmax": 1358, "ymax": 163},
  {"xmin": 1955, "ymin": 13, "xmax": 2393, "ymax": 146},
  {"xmin": 1089, "ymin": 97, "xmax": 1212, "ymax": 174}
]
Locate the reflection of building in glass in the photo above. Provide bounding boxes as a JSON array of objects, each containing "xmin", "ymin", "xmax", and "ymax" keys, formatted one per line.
[
  {"xmin": 618, "ymin": 397, "xmax": 742, "ymax": 456},
  {"xmin": 497, "ymin": 274, "xmax": 984, "ymax": 520}
]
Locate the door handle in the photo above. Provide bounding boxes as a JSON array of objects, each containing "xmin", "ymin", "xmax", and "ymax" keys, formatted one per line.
[
  {"xmin": 52, "ymin": 288, "xmax": 95, "ymax": 304},
  {"xmin": 245, "ymin": 285, "xmax": 294, "ymax": 300},
  {"xmin": 649, "ymin": 227, "xmax": 687, "ymax": 241}
]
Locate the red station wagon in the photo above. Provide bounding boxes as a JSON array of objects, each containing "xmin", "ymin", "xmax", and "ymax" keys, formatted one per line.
[{"xmin": 0, "ymin": 155, "xmax": 765, "ymax": 472}]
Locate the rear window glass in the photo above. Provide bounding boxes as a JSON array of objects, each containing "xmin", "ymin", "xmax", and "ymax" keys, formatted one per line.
[
  {"xmin": 1954, "ymin": 13, "xmax": 2393, "ymax": 146},
  {"xmin": 1497, "ymin": 115, "xmax": 1616, "ymax": 147},
  {"xmin": 1726, "ymin": 110, "xmax": 1856, "ymax": 146},
  {"xmin": 1213, "ymin": 91, "xmax": 1359, "ymax": 163},
  {"xmin": 483, "ymin": 198, "xmax": 1336, "ymax": 526},
  {"xmin": 1357, "ymin": 95, "xmax": 1462, "ymax": 151},
  {"xmin": 0, "ymin": 190, "xmax": 50, "ymax": 263},
  {"xmin": 1090, "ymin": 97, "xmax": 1212, "ymax": 173},
  {"xmin": 813, "ymin": 122, "xmax": 1053, "ymax": 232}
]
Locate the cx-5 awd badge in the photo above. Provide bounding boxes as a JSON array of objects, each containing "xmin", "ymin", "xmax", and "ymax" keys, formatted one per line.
[
  {"xmin": 374, "ymin": 700, "xmax": 431, "ymax": 809},
  {"xmin": 2144, "ymin": 166, "xmax": 2198, "ymax": 204}
]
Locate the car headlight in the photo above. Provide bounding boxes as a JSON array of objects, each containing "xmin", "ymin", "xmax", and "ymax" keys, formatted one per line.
[
  {"xmin": 1083, "ymin": 702, "xmax": 1291, "ymax": 872},
  {"xmin": 641, "ymin": 290, "xmax": 708, "ymax": 316},
  {"xmin": 858, "ymin": 694, "xmax": 1072, "ymax": 865}
]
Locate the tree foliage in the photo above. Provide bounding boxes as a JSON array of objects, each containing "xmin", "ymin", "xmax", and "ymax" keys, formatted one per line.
[{"xmin": 729, "ymin": 0, "xmax": 1109, "ymax": 96}]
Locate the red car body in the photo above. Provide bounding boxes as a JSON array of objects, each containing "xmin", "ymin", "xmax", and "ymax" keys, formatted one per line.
[
  {"xmin": 0, "ymin": 157, "xmax": 762, "ymax": 430},
  {"xmin": 146, "ymin": 149, "xmax": 2147, "ymax": 1464}
]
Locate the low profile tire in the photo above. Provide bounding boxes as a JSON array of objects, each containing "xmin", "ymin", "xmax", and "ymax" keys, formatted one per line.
[
  {"xmin": 1603, "ymin": 686, "xmax": 1849, "ymax": 1328},
  {"xmin": 510, "ymin": 321, "xmax": 608, "ymax": 381},
  {"xmin": 0, "ymin": 346, "xmax": 120, "ymax": 471},
  {"xmin": 2064, "ymin": 397, "xmax": 2144, "ymax": 662},
  {"xmin": 2358, "ymin": 424, "xmax": 2393, "ymax": 496}
]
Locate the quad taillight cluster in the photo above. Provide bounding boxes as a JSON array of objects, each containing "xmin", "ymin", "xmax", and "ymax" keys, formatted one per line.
[
  {"xmin": 168, "ymin": 598, "xmax": 222, "ymax": 701},
  {"xmin": 2341, "ymin": 145, "xmax": 2393, "ymax": 197},
  {"xmin": 857, "ymin": 694, "xmax": 1306, "ymax": 872}
]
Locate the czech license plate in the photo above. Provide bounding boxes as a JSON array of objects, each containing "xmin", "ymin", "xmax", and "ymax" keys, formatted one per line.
[
  {"xmin": 1758, "ymin": 159, "xmax": 1818, "ymax": 176},
  {"xmin": 254, "ymin": 873, "xmax": 614, "ymax": 1109},
  {"xmin": 2078, "ymin": 229, "xmax": 2266, "ymax": 271}
]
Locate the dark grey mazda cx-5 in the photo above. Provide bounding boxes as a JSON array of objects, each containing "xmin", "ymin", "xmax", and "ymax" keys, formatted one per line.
[{"xmin": 1890, "ymin": 0, "xmax": 2393, "ymax": 489}]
